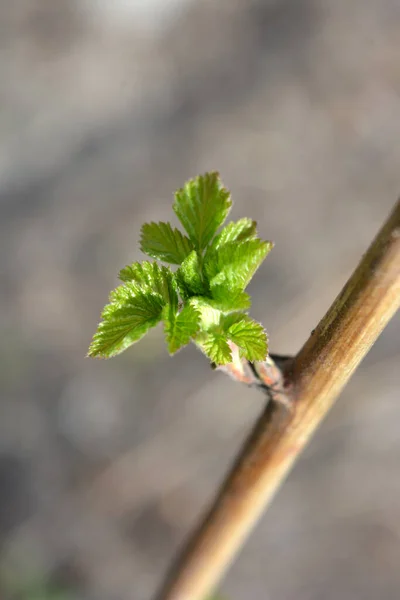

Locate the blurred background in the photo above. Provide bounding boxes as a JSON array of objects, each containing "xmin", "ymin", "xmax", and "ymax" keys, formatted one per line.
[{"xmin": 1, "ymin": 1, "xmax": 400, "ymax": 599}]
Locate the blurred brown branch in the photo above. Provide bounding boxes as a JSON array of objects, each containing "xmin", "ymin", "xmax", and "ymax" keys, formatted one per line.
[{"xmin": 155, "ymin": 198, "xmax": 400, "ymax": 600}]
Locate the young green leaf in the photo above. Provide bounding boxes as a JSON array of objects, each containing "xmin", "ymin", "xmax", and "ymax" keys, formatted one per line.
[
  {"xmin": 222, "ymin": 313, "xmax": 268, "ymax": 361},
  {"xmin": 118, "ymin": 262, "xmax": 178, "ymax": 310},
  {"xmin": 207, "ymin": 239, "xmax": 273, "ymax": 296},
  {"xmin": 173, "ymin": 172, "xmax": 232, "ymax": 251},
  {"xmin": 175, "ymin": 250, "xmax": 207, "ymax": 298},
  {"xmin": 207, "ymin": 217, "xmax": 257, "ymax": 253},
  {"xmin": 200, "ymin": 331, "xmax": 232, "ymax": 365},
  {"xmin": 88, "ymin": 172, "xmax": 274, "ymax": 366},
  {"xmin": 189, "ymin": 297, "xmax": 222, "ymax": 331},
  {"xmin": 208, "ymin": 288, "xmax": 252, "ymax": 312},
  {"xmin": 88, "ymin": 283, "xmax": 165, "ymax": 358},
  {"xmin": 164, "ymin": 301, "xmax": 201, "ymax": 354},
  {"xmin": 118, "ymin": 260, "xmax": 165, "ymax": 287},
  {"xmin": 140, "ymin": 221, "xmax": 193, "ymax": 264}
]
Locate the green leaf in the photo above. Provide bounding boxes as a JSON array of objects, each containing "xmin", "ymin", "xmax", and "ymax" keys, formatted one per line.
[
  {"xmin": 88, "ymin": 172, "xmax": 274, "ymax": 365},
  {"xmin": 189, "ymin": 297, "xmax": 222, "ymax": 331},
  {"xmin": 222, "ymin": 313, "xmax": 268, "ymax": 361},
  {"xmin": 164, "ymin": 301, "xmax": 201, "ymax": 354},
  {"xmin": 88, "ymin": 282, "xmax": 165, "ymax": 358},
  {"xmin": 173, "ymin": 172, "xmax": 232, "ymax": 251},
  {"xmin": 119, "ymin": 260, "xmax": 156, "ymax": 285},
  {"xmin": 118, "ymin": 261, "xmax": 178, "ymax": 310},
  {"xmin": 208, "ymin": 288, "xmax": 251, "ymax": 312},
  {"xmin": 206, "ymin": 239, "xmax": 273, "ymax": 295},
  {"xmin": 176, "ymin": 250, "xmax": 207, "ymax": 298},
  {"xmin": 140, "ymin": 221, "xmax": 193, "ymax": 264},
  {"xmin": 189, "ymin": 288, "xmax": 250, "ymax": 319},
  {"xmin": 208, "ymin": 217, "xmax": 257, "ymax": 252},
  {"xmin": 200, "ymin": 331, "xmax": 232, "ymax": 365}
]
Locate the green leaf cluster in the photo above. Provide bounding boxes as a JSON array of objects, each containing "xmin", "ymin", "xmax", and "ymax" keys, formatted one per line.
[{"xmin": 88, "ymin": 172, "xmax": 273, "ymax": 365}]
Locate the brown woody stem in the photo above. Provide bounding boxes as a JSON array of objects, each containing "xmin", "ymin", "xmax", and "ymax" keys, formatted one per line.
[{"xmin": 155, "ymin": 198, "xmax": 400, "ymax": 600}]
